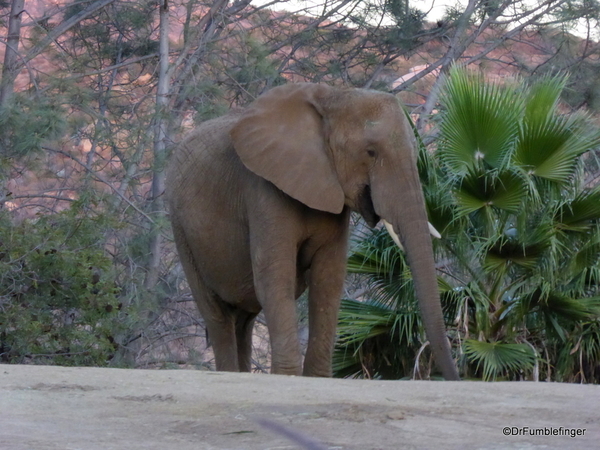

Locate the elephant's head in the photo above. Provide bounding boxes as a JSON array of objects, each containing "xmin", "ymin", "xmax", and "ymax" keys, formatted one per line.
[{"xmin": 231, "ymin": 83, "xmax": 459, "ymax": 380}]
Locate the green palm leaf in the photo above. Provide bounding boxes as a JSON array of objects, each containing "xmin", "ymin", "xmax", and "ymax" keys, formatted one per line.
[
  {"xmin": 523, "ymin": 74, "xmax": 566, "ymax": 123},
  {"xmin": 579, "ymin": 321, "xmax": 600, "ymax": 361},
  {"xmin": 570, "ymin": 240, "xmax": 600, "ymax": 278},
  {"xmin": 515, "ymin": 112, "xmax": 600, "ymax": 183},
  {"xmin": 555, "ymin": 186, "xmax": 600, "ymax": 231},
  {"xmin": 348, "ymin": 228, "xmax": 404, "ymax": 276},
  {"xmin": 521, "ymin": 286, "xmax": 600, "ymax": 325},
  {"xmin": 464, "ymin": 340, "xmax": 536, "ymax": 381},
  {"xmin": 455, "ymin": 169, "xmax": 527, "ymax": 217},
  {"xmin": 336, "ymin": 299, "xmax": 397, "ymax": 347},
  {"xmin": 334, "ymin": 298, "xmax": 423, "ymax": 379},
  {"xmin": 439, "ymin": 66, "xmax": 521, "ymax": 174},
  {"xmin": 514, "ymin": 73, "xmax": 600, "ymax": 185},
  {"xmin": 483, "ymin": 218, "xmax": 555, "ymax": 273},
  {"xmin": 347, "ymin": 228, "xmax": 415, "ymax": 309}
]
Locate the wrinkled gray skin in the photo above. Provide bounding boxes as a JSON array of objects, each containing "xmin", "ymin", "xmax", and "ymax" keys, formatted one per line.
[{"xmin": 166, "ymin": 83, "xmax": 459, "ymax": 379}]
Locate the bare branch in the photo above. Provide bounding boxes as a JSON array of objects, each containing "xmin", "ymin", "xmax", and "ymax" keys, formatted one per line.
[
  {"xmin": 42, "ymin": 146, "xmax": 156, "ymax": 224},
  {"xmin": 20, "ymin": 0, "xmax": 118, "ymax": 67}
]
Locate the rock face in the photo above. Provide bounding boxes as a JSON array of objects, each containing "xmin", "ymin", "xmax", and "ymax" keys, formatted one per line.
[{"xmin": 1, "ymin": 365, "xmax": 599, "ymax": 449}]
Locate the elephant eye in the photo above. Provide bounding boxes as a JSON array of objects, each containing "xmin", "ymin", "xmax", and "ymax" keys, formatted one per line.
[{"xmin": 366, "ymin": 148, "xmax": 377, "ymax": 158}]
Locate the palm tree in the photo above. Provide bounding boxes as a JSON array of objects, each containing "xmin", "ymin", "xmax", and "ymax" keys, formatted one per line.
[{"xmin": 334, "ymin": 67, "xmax": 600, "ymax": 381}]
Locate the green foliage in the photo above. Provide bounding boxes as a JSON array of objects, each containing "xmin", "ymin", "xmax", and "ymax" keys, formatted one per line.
[
  {"xmin": 65, "ymin": 0, "xmax": 159, "ymax": 67},
  {"xmin": 439, "ymin": 69, "xmax": 521, "ymax": 174},
  {"xmin": 334, "ymin": 298, "xmax": 422, "ymax": 379},
  {"xmin": 464, "ymin": 340, "xmax": 536, "ymax": 381},
  {"xmin": 63, "ymin": 0, "xmax": 92, "ymax": 20},
  {"xmin": 230, "ymin": 35, "xmax": 286, "ymax": 94},
  {"xmin": 381, "ymin": 0, "xmax": 425, "ymax": 50},
  {"xmin": 336, "ymin": 67, "xmax": 600, "ymax": 382},
  {"xmin": 438, "ymin": 69, "xmax": 600, "ymax": 382},
  {"xmin": 0, "ymin": 208, "xmax": 126, "ymax": 366},
  {"xmin": 335, "ymin": 228, "xmax": 460, "ymax": 378},
  {"xmin": 0, "ymin": 95, "xmax": 66, "ymax": 157},
  {"xmin": 454, "ymin": 168, "xmax": 527, "ymax": 216},
  {"xmin": 186, "ymin": 80, "xmax": 229, "ymax": 124}
]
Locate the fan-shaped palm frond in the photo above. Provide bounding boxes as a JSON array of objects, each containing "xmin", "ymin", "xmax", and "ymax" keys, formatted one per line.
[
  {"xmin": 523, "ymin": 74, "xmax": 566, "ymax": 123},
  {"xmin": 579, "ymin": 321, "xmax": 600, "ymax": 366},
  {"xmin": 336, "ymin": 299, "xmax": 398, "ymax": 347},
  {"xmin": 515, "ymin": 112, "xmax": 600, "ymax": 184},
  {"xmin": 520, "ymin": 286, "xmax": 600, "ymax": 339},
  {"xmin": 554, "ymin": 186, "xmax": 600, "ymax": 231},
  {"xmin": 347, "ymin": 228, "xmax": 404, "ymax": 276},
  {"xmin": 334, "ymin": 297, "xmax": 424, "ymax": 379},
  {"xmin": 514, "ymin": 73, "xmax": 600, "ymax": 185},
  {"xmin": 454, "ymin": 168, "xmax": 527, "ymax": 217},
  {"xmin": 567, "ymin": 239, "xmax": 600, "ymax": 289},
  {"xmin": 439, "ymin": 66, "xmax": 521, "ymax": 174},
  {"xmin": 347, "ymin": 228, "xmax": 416, "ymax": 310},
  {"xmin": 464, "ymin": 340, "xmax": 536, "ymax": 381},
  {"xmin": 483, "ymin": 219, "xmax": 555, "ymax": 274}
]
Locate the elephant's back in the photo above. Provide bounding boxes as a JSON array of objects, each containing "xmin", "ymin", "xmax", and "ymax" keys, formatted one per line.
[{"xmin": 167, "ymin": 112, "xmax": 243, "ymax": 197}]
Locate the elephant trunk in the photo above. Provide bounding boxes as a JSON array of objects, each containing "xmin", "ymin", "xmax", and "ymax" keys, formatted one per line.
[{"xmin": 372, "ymin": 162, "xmax": 459, "ymax": 381}]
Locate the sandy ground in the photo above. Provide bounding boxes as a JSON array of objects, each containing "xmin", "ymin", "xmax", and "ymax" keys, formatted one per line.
[{"xmin": 1, "ymin": 365, "xmax": 599, "ymax": 450}]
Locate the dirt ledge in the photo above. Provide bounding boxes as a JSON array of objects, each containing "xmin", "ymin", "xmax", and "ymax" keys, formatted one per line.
[{"xmin": 1, "ymin": 364, "xmax": 598, "ymax": 449}]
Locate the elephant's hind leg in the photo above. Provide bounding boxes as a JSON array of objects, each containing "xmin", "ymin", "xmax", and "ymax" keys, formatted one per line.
[
  {"xmin": 235, "ymin": 311, "xmax": 257, "ymax": 372},
  {"xmin": 204, "ymin": 308, "xmax": 241, "ymax": 372},
  {"xmin": 172, "ymin": 222, "xmax": 241, "ymax": 372},
  {"xmin": 190, "ymin": 281, "xmax": 241, "ymax": 372}
]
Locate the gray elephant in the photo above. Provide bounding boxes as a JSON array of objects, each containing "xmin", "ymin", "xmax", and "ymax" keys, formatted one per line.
[{"xmin": 166, "ymin": 83, "xmax": 459, "ymax": 379}]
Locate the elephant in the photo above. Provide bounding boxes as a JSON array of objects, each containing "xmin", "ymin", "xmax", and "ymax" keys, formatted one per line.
[{"xmin": 166, "ymin": 82, "xmax": 459, "ymax": 380}]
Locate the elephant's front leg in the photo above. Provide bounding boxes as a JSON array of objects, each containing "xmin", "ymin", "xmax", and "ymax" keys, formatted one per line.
[
  {"xmin": 251, "ymin": 239, "xmax": 303, "ymax": 375},
  {"xmin": 303, "ymin": 227, "xmax": 349, "ymax": 377}
]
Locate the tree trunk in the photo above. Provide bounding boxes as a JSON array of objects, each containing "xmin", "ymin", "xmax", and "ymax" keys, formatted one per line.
[
  {"xmin": 0, "ymin": 0, "xmax": 25, "ymax": 107},
  {"xmin": 144, "ymin": 0, "xmax": 171, "ymax": 290}
]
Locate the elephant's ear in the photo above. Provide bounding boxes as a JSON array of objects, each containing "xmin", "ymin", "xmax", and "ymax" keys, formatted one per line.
[{"xmin": 231, "ymin": 83, "xmax": 345, "ymax": 214}]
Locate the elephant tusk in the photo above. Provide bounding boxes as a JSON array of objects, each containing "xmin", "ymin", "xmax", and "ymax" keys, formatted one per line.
[
  {"xmin": 383, "ymin": 219, "xmax": 403, "ymax": 251},
  {"xmin": 382, "ymin": 219, "xmax": 441, "ymax": 252},
  {"xmin": 428, "ymin": 222, "xmax": 442, "ymax": 239}
]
